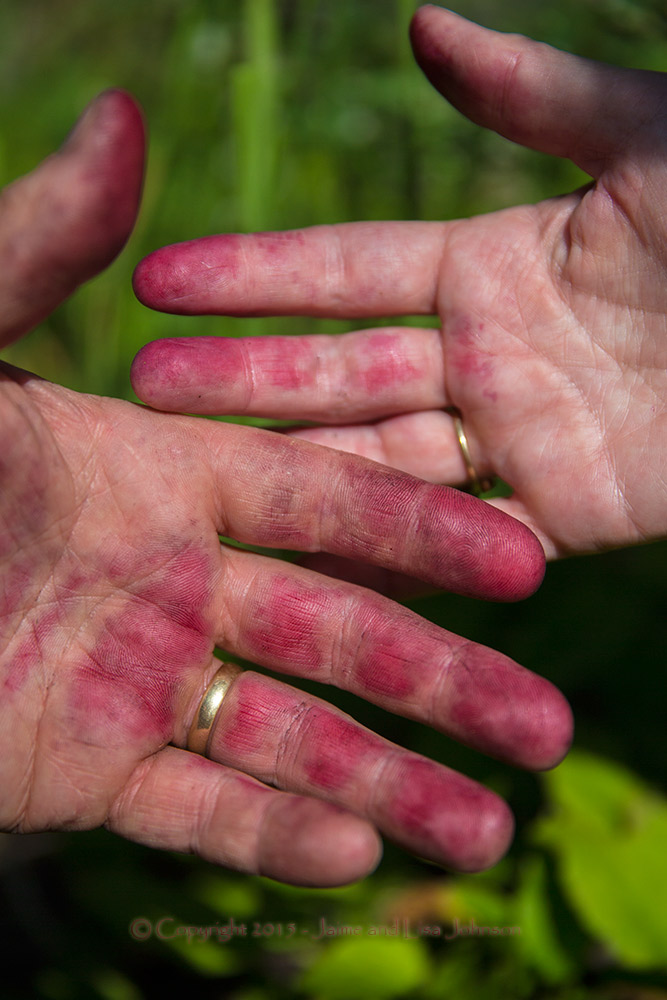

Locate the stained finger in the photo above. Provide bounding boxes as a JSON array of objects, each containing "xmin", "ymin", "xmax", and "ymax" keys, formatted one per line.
[
  {"xmin": 191, "ymin": 670, "xmax": 514, "ymax": 873},
  {"xmin": 106, "ymin": 745, "xmax": 381, "ymax": 887},
  {"xmin": 0, "ymin": 90, "xmax": 145, "ymax": 348},
  {"xmin": 410, "ymin": 5, "xmax": 666, "ymax": 176},
  {"xmin": 132, "ymin": 222, "xmax": 446, "ymax": 318},
  {"xmin": 214, "ymin": 549, "xmax": 573, "ymax": 772},
  {"xmin": 199, "ymin": 421, "xmax": 544, "ymax": 602},
  {"xmin": 131, "ymin": 326, "xmax": 447, "ymax": 420}
]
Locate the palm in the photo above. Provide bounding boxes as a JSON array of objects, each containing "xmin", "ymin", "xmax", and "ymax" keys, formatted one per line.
[
  {"xmin": 431, "ymin": 178, "xmax": 666, "ymax": 556},
  {"xmin": 131, "ymin": 8, "xmax": 667, "ymax": 563},
  {"xmin": 1, "ymin": 376, "xmax": 220, "ymax": 831}
]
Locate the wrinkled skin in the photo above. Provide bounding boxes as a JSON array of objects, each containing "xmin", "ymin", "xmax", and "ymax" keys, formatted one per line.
[
  {"xmin": 132, "ymin": 6, "xmax": 667, "ymax": 580},
  {"xmin": 0, "ymin": 90, "xmax": 570, "ymax": 887}
]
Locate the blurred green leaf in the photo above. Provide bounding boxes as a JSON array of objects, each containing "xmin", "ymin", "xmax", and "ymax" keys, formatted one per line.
[
  {"xmin": 513, "ymin": 855, "xmax": 577, "ymax": 984},
  {"xmin": 92, "ymin": 969, "xmax": 144, "ymax": 1000},
  {"xmin": 300, "ymin": 936, "xmax": 431, "ymax": 999},
  {"xmin": 194, "ymin": 873, "xmax": 262, "ymax": 918},
  {"xmin": 424, "ymin": 949, "xmax": 536, "ymax": 1000},
  {"xmin": 536, "ymin": 751, "xmax": 667, "ymax": 969},
  {"xmin": 446, "ymin": 880, "xmax": 513, "ymax": 928},
  {"xmin": 163, "ymin": 933, "xmax": 241, "ymax": 977}
]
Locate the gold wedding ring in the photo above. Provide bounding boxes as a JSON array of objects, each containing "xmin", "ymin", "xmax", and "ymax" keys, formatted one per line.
[
  {"xmin": 187, "ymin": 662, "xmax": 243, "ymax": 757},
  {"xmin": 445, "ymin": 406, "xmax": 493, "ymax": 497}
]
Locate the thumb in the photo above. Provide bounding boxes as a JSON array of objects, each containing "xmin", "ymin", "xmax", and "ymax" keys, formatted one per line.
[
  {"xmin": 0, "ymin": 89, "xmax": 145, "ymax": 349},
  {"xmin": 410, "ymin": 5, "xmax": 667, "ymax": 177}
]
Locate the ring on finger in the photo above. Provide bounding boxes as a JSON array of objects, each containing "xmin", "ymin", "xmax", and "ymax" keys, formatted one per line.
[
  {"xmin": 187, "ymin": 662, "xmax": 244, "ymax": 757},
  {"xmin": 445, "ymin": 406, "xmax": 493, "ymax": 496}
]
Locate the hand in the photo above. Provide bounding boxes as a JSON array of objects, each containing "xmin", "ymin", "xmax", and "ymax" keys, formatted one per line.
[
  {"xmin": 0, "ymin": 91, "xmax": 570, "ymax": 885},
  {"xmin": 131, "ymin": 5, "xmax": 667, "ymax": 564}
]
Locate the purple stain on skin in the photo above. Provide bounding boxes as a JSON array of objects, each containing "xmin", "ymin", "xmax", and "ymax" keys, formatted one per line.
[
  {"xmin": 334, "ymin": 462, "xmax": 545, "ymax": 600},
  {"xmin": 133, "ymin": 230, "xmax": 309, "ymax": 315},
  {"xmin": 66, "ymin": 545, "xmax": 217, "ymax": 748},
  {"xmin": 0, "ymin": 561, "xmax": 34, "ymax": 622},
  {"xmin": 300, "ymin": 709, "xmax": 380, "ymax": 792},
  {"xmin": 242, "ymin": 574, "xmax": 335, "ymax": 672},
  {"xmin": 215, "ymin": 672, "xmax": 292, "ymax": 757},
  {"xmin": 447, "ymin": 316, "xmax": 498, "ymax": 400},
  {"xmin": 132, "ymin": 335, "xmax": 320, "ymax": 413},
  {"xmin": 3, "ymin": 609, "xmax": 59, "ymax": 694},
  {"xmin": 445, "ymin": 645, "xmax": 574, "ymax": 769},
  {"xmin": 353, "ymin": 330, "xmax": 423, "ymax": 394},
  {"xmin": 133, "ymin": 237, "xmax": 241, "ymax": 312},
  {"xmin": 385, "ymin": 757, "xmax": 514, "ymax": 871}
]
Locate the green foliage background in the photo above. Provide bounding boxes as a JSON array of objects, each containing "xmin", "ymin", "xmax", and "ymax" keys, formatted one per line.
[{"xmin": 0, "ymin": 1, "xmax": 665, "ymax": 997}]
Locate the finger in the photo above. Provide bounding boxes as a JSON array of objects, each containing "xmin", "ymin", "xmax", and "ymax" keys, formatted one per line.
[
  {"xmin": 132, "ymin": 222, "xmax": 446, "ymax": 318},
  {"xmin": 106, "ymin": 745, "xmax": 381, "ymax": 887},
  {"xmin": 489, "ymin": 495, "xmax": 560, "ymax": 562},
  {"xmin": 131, "ymin": 327, "xmax": 447, "ymax": 419},
  {"xmin": 213, "ymin": 548, "xmax": 572, "ymax": 772},
  {"xmin": 192, "ymin": 670, "xmax": 514, "ymax": 873},
  {"xmin": 288, "ymin": 411, "xmax": 466, "ymax": 485},
  {"xmin": 0, "ymin": 89, "xmax": 145, "ymax": 348},
  {"xmin": 197, "ymin": 420, "xmax": 544, "ymax": 602},
  {"xmin": 410, "ymin": 5, "xmax": 666, "ymax": 177}
]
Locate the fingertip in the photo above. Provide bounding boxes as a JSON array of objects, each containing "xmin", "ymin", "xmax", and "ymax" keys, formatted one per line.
[
  {"xmin": 131, "ymin": 337, "xmax": 231, "ymax": 413},
  {"xmin": 63, "ymin": 88, "xmax": 145, "ymax": 153},
  {"xmin": 130, "ymin": 340, "xmax": 162, "ymax": 406},
  {"xmin": 386, "ymin": 759, "xmax": 514, "ymax": 873},
  {"xmin": 132, "ymin": 249, "xmax": 170, "ymax": 309},
  {"xmin": 259, "ymin": 799, "xmax": 383, "ymax": 887},
  {"xmin": 133, "ymin": 241, "xmax": 211, "ymax": 313},
  {"xmin": 444, "ymin": 643, "xmax": 573, "ymax": 772},
  {"xmin": 495, "ymin": 516, "xmax": 547, "ymax": 603},
  {"xmin": 458, "ymin": 794, "xmax": 515, "ymax": 873},
  {"xmin": 430, "ymin": 492, "xmax": 546, "ymax": 603},
  {"xmin": 130, "ymin": 336, "xmax": 205, "ymax": 411},
  {"xmin": 63, "ymin": 88, "xmax": 145, "ymax": 241},
  {"xmin": 527, "ymin": 686, "xmax": 574, "ymax": 772},
  {"xmin": 409, "ymin": 4, "xmax": 460, "ymax": 75}
]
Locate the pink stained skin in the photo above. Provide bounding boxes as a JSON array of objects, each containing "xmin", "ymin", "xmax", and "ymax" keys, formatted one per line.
[
  {"xmin": 3, "ymin": 609, "xmax": 59, "ymax": 695},
  {"xmin": 0, "ymin": 90, "xmax": 144, "ymax": 351},
  {"xmin": 227, "ymin": 565, "xmax": 572, "ymax": 771},
  {"xmin": 130, "ymin": 7, "xmax": 667, "ymax": 567},
  {"xmin": 447, "ymin": 317, "xmax": 498, "ymax": 403},
  {"xmin": 206, "ymin": 672, "xmax": 512, "ymax": 869},
  {"xmin": 0, "ymin": 88, "xmax": 572, "ymax": 885},
  {"xmin": 382, "ymin": 757, "xmax": 513, "ymax": 872},
  {"xmin": 132, "ymin": 326, "xmax": 430, "ymax": 419},
  {"xmin": 215, "ymin": 438, "xmax": 546, "ymax": 602},
  {"xmin": 212, "ymin": 673, "xmax": 382, "ymax": 792}
]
